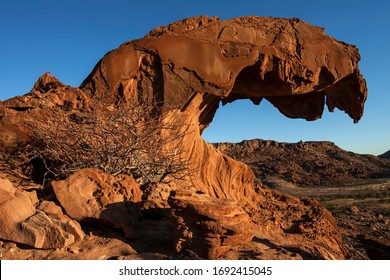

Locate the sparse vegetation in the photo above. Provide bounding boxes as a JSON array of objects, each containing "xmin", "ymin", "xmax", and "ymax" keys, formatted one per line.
[{"xmin": 13, "ymin": 95, "xmax": 193, "ymax": 186}]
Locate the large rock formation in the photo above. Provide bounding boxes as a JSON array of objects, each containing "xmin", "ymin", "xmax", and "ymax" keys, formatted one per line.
[
  {"xmin": 0, "ymin": 16, "xmax": 368, "ymax": 259},
  {"xmin": 79, "ymin": 15, "xmax": 367, "ymax": 204}
]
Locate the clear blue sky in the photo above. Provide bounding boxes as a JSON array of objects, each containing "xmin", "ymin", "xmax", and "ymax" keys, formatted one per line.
[{"xmin": 1, "ymin": 0, "xmax": 389, "ymax": 155}]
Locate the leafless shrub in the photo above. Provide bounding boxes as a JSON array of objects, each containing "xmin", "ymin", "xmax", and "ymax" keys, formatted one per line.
[{"xmin": 27, "ymin": 95, "xmax": 193, "ymax": 186}]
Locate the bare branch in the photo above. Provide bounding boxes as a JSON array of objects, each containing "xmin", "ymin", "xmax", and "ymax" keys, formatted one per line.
[{"xmin": 19, "ymin": 94, "xmax": 195, "ymax": 186}]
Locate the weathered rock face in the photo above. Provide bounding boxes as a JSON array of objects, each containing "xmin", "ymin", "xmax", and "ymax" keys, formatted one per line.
[
  {"xmin": 0, "ymin": 178, "xmax": 83, "ymax": 249},
  {"xmin": 249, "ymin": 185, "xmax": 347, "ymax": 259},
  {"xmin": 52, "ymin": 168, "xmax": 142, "ymax": 239},
  {"xmin": 38, "ymin": 200, "xmax": 85, "ymax": 243},
  {"xmin": 168, "ymin": 190, "xmax": 254, "ymax": 259}
]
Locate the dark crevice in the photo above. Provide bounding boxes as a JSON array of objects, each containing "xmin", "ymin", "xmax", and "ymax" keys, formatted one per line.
[
  {"xmin": 314, "ymin": 67, "xmax": 336, "ymax": 90},
  {"xmin": 6, "ymin": 106, "xmax": 33, "ymax": 112}
]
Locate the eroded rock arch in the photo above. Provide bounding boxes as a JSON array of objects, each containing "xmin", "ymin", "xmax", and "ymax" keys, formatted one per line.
[{"xmin": 79, "ymin": 16, "xmax": 367, "ymax": 202}]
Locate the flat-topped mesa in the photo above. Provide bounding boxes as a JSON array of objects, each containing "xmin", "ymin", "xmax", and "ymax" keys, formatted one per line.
[{"xmin": 79, "ymin": 16, "xmax": 367, "ymax": 203}]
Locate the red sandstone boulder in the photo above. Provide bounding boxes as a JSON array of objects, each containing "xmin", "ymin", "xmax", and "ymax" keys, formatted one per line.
[
  {"xmin": 52, "ymin": 168, "xmax": 142, "ymax": 239},
  {"xmin": 38, "ymin": 200, "xmax": 85, "ymax": 243},
  {"xmin": 0, "ymin": 178, "xmax": 83, "ymax": 249}
]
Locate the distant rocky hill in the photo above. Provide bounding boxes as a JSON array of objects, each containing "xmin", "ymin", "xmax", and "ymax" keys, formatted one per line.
[
  {"xmin": 214, "ymin": 139, "xmax": 390, "ymax": 188},
  {"xmin": 379, "ymin": 150, "xmax": 390, "ymax": 159}
]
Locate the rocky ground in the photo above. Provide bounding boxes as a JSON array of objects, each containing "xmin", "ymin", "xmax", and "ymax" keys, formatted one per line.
[
  {"xmin": 2, "ymin": 139, "xmax": 389, "ymax": 260},
  {"xmin": 214, "ymin": 139, "xmax": 390, "ymax": 259}
]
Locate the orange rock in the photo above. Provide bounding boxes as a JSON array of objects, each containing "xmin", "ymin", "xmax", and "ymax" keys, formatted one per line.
[
  {"xmin": 0, "ymin": 178, "xmax": 82, "ymax": 249},
  {"xmin": 168, "ymin": 190, "xmax": 254, "ymax": 259},
  {"xmin": 52, "ymin": 168, "xmax": 142, "ymax": 239},
  {"xmin": 38, "ymin": 201, "xmax": 85, "ymax": 242}
]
